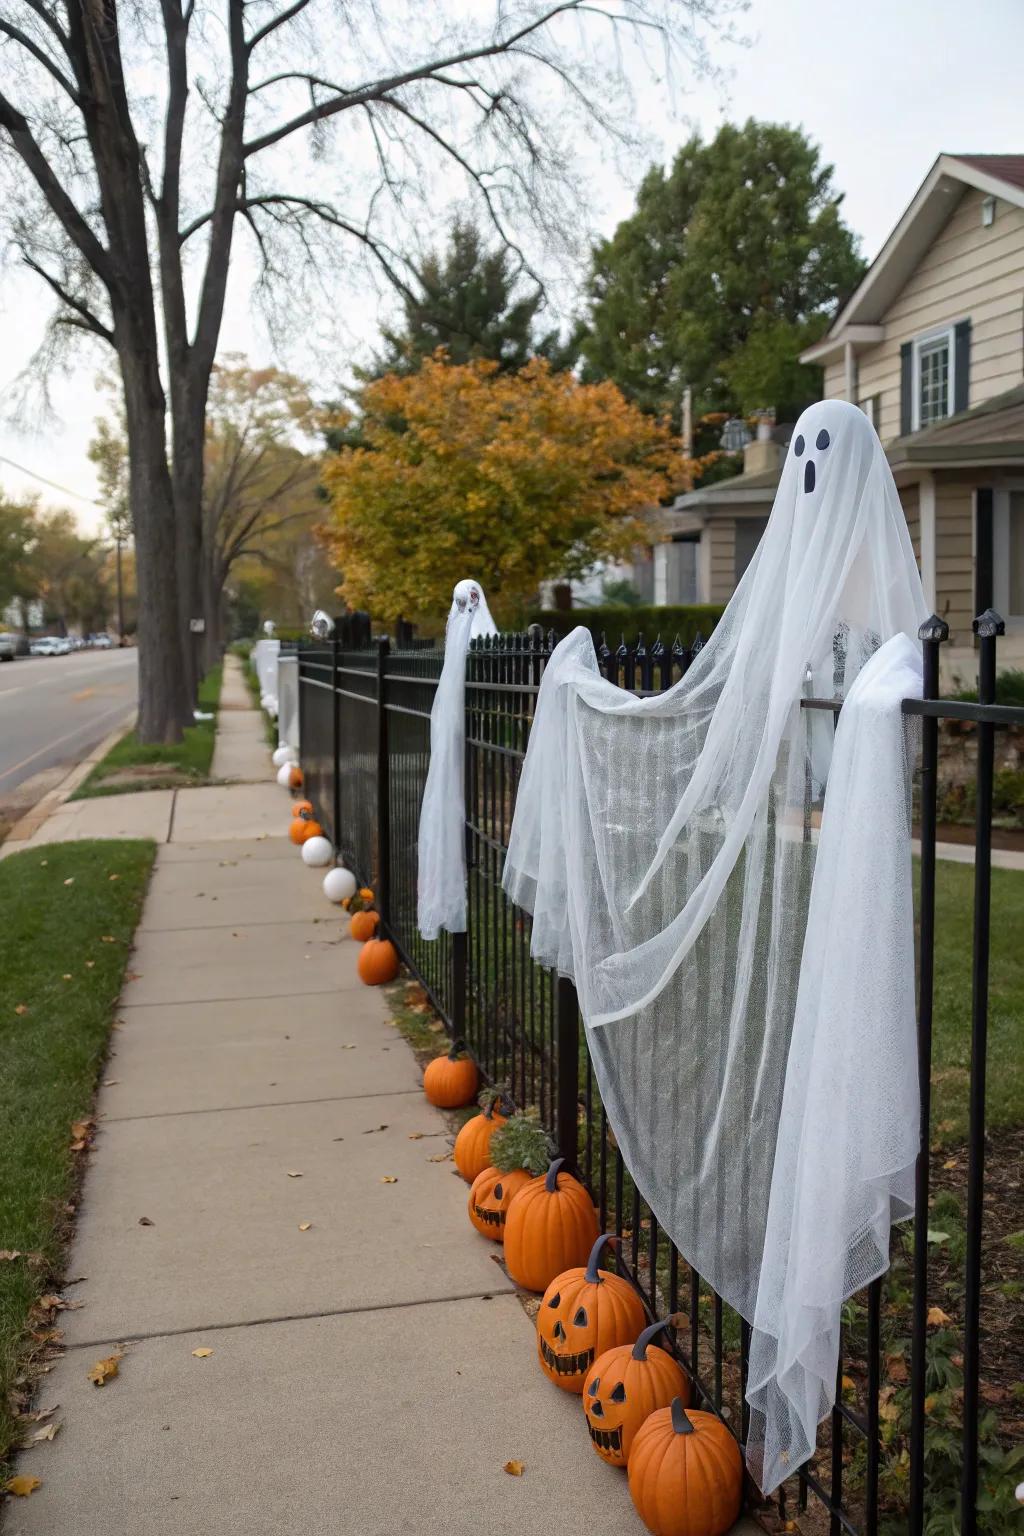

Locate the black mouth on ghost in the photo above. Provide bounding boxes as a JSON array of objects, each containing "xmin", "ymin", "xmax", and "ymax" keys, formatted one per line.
[
  {"xmin": 539, "ymin": 1337, "xmax": 595, "ymax": 1376},
  {"xmin": 586, "ymin": 1421, "xmax": 623, "ymax": 1454},
  {"xmin": 804, "ymin": 459, "xmax": 815, "ymax": 494},
  {"xmin": 473, "ymin": 1205, "xmax": 504, "ymax": 1227}
]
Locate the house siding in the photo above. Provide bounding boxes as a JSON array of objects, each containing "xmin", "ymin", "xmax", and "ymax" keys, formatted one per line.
[
  {"xmin": 708, "ymin": 520, "xmax": 736, "ymax": 604},
  {"xmin": 900, "ymin": 485, "xmax": 922, "ymax": 565},
  {"xmin": 824, "ymin": 186, "xmax": 1024, "ymax": 442},
  {"xmin": 934, "ymin": 473, "xmax": 977, "ymax": 643}
]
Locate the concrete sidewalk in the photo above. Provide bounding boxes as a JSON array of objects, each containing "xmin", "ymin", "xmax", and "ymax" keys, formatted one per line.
[{"xmin": 6, "ymin": 676, "xmax": 653, "ymax": 1536}]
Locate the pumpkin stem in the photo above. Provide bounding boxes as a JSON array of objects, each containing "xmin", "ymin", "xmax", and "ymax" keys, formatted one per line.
[
  {"xmin": 584, "ymin": 1234, "xmax": 618, "ymax": 1284},
  {"xmin": 631, "ymin": 1318, "xmax": 671, "ymax": 1360},
  {"xmin": 544, "ymin": 1157, "xmax": 565, "ymax": 1193},
  {"xmin": 671, "ymin": 1398, "xmax": 695, "ymax": 1435},
  {"xmin": 448, "ymin": 1038, "xmax": 467, "ymax": 1062}
]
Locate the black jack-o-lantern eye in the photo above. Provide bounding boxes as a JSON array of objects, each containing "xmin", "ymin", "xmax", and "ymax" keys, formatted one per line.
[
  {"xmin": 610, "ymin": 1382, "xmax": 626, "ymax": 1403},
  {"xmin": 547, "ymin": 1292, "xmax": 561, "ymax": 1308},
  {"xmin": 793, "ymin": 434, "xmax": 805, "ymax": 457},
  {"xmin": 816, "ymin": 428, "xmax": 830, "ymax": 451},
  {"xmin": 573, "ymin": 1306, "xmax": 588, "ymax": 1327},
  {"xmin": 493, "ymin": 1183, "xmax": 503, "ymax": 1200},
  {"xmin": 588, "ymin": 1378, "xmax": 600, "ymax": 1396}
]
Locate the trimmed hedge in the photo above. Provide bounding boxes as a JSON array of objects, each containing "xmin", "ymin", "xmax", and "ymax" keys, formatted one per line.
[{"xmin": 529, "ymin": 604, "xmax": 726, "ymax": 650}]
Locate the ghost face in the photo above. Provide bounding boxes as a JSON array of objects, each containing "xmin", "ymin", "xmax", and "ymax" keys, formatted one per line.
[{"xmin": 791, "ymin": 424, "xmax": 832, "ymax": 496}]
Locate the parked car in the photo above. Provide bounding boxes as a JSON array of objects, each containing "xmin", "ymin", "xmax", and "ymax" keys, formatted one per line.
[
  {"xmin": 0, "ymin": 632, "xmax": 18, "ymax": 661},
  {"xmin": 30, "ymin": 636, "xmax": 70, "ymax": 657},
  {"xmin": 90, "ymin": 633, "xmax": 114, "ymax": 649}
]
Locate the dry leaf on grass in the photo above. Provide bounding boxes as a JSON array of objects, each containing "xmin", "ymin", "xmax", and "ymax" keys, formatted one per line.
[
  {"xmin": 108, "ymin": 874, "xmax": 119, "ymax": 881},
  {"xmin": 63, "ymin": 877, "xmax": 74, "ymax": 886},
  {"xmin": 88, "ymin": 1354, "xmax": 121, "ymax": 1387},
  {"xmin": 298, "ymin": 1222, "xmax": 312, "ymax": 1232},
  {"xmin": 0, "ymin": 1251, "xmax": 22, "ymax": 1262},
  {"xmin": 926, "ymin": 1306, "xmax": 953, "ymax": 1327},
  {"xmin": 380, "ymin": 1175, "xmax": 398, "ymax": 1184},
  {"xmin": 191, "ymin": 1348, "xmax": 214, "ymax": 1359},
  {"xmin": 101, "ymin": 935, "xmax": 117, "ymax": 944},
  {"xmin": 14, "ymin": 1004, "xmax": 28, "ymax": 1016},
  {"xmin": 503, "ymin": 1460, "xmax": 525, "ymax": 1477},
  {"xmin": 62, "ymin": 974, "xmax": 72, "ymax": 981},
  {"xmin": 5, "ymin": 1475, "xmax": 41, "ymax": 1497}
]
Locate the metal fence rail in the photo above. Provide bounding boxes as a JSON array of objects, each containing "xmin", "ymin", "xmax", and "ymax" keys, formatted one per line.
[{"xmin": 297, "ymin": 615, "xmax": 1023, "ymax": 1536}]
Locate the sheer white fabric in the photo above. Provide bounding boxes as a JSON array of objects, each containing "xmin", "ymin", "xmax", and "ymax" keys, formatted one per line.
[
  {"xmin": 417, "ymin": 580, "xmax": 497, "ymax": 940},
  {"xmin": 501, "ymin": 400, "xmax": 927, "ymax": 1490}
]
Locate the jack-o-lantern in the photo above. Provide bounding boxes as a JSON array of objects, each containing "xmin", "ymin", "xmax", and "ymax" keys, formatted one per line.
[
  {"xmin": 537, "ymin": 1235, "xmax": 646, "ymax": 1393},
  {"xmin": 453, "ymin": 1097, "xmax": 510, "ymax": 1184},
  {"xmin": 467, "ymin": 1165, "xmax": 532, "ymax": 1240},
  {"xmin": 422, "ymin": 1042, "xmax": 479, "ymax": 1108},
  {"xmin": 583, "ymin": 1319, "xmax": 690, "ymax": 1468},
  {"xmin": 627, "ymin": 1397, "xmax": 742, "ymax": 1536},
  {"xmin": 503, "ymin": 1158, "xmax": 600, "ymax": 1293}
]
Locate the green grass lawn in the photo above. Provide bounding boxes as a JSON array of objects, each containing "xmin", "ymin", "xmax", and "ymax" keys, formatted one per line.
[
  {"xmin": 72, "ymin": 664, "xmax": 223, "ymax": 798},
  {"xmin": 0, "ymin": 839, "xmax": 155, "ymax": 1476},
  {"xmin": 932, "ymin": 859, "xmax": 1024, "ymax": 1142}
]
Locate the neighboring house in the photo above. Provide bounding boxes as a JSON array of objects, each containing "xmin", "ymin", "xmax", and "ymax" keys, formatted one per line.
[{"xmin": 663, "ymin": 152, "xmax": 1024, "ymax": 677}]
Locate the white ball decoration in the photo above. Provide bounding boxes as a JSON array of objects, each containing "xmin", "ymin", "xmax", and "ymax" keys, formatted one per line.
[
  {"xmin": 301, "ymin": 835, "xmax": 334, "ymax": 868},
  {"xmin": 323, "ymin": 866, "xmax": 357, "ymax": 902},
  {"xmin": 276, "ymin": 762, "xmax": 296, "ymax": 787},
  {"xmin": 272, "ymin": 745, "xmax": 295, "ymax": 768}
]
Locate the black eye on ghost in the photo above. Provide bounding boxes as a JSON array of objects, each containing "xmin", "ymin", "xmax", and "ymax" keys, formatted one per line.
[{"xmin": 792, "ymin": 428, "xmax": 831, "ymax": 494}]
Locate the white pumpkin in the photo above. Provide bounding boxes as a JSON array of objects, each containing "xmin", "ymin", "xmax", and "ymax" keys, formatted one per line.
[
  {"xmin": 276, "ymin": 762, "xmax": 296, "ymax": 787},
  {"xmin": 302, "ymin": 835, "xmax": 334, "ymax": 868},
  {"xmin": 323, "ymin": 866, "xmax": 357, "ymax": 902},
  {"xmin": 272, "ymin": 745, "xmax": 297, "ymax": 768}
]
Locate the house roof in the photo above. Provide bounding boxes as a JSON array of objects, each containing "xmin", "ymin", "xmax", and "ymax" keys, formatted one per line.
[
  {"xmin": 671, "ymin": 466, "xmax": 780, "ymax": 512},
  {"xmin": 801, "ymin": 154, "xmax": 1024, "ymax": 365},
  {"xmin": 887, "ymin": 383, "xmax": 1024, "ymax": 466}
]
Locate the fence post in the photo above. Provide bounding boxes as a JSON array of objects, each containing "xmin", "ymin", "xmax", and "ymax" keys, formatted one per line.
[
  {"xmin": 908, "ymin": 612, "xmax": 948, "ymax": 1536},
  {"xmin": 376, "ymin": 636, "xmax": 391, "ymax": 928},
  {"xmin": 330, "ymin": 634, "xmax": 341, "ymax": 849},
  {"xmin": 556, "ymin": 977, "xmax": 580, "ymax": 1174}
]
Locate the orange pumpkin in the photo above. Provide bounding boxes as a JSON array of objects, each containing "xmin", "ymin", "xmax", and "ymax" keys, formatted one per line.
[
  {"xmin": 453, "ymin": 1099, "xmax": 509, "ymax": 1183},
  {"xmin": 287, "ymin": 764, "xmax": 303, "ymax": 789},
  {"xmin": 289, "ymin": 818, "xmax": 307, "ymax": 845},
  {"xmin": 536, "ymin": 1235, "xmax": 646, "ymax": 1393},
  {"xmin": 467, "ymin": 1165, "xmax": 532, "ymax": 1241},
  {"xmin": 349, "ymin": 909, "xmax": 380, "ymax": 942},
  {"xmin": 296, "ymin": 818, "xmax": 322, "ymax": 844},
  {"xmin": 422, "ymin": 1042, "xmax": 479, "ymax": 1108},
  {"xmin": 583, "ymin": 1319, "xmax": 690, "ymax": 1468},
  {"xmin": 628, "ymin": 1398, "xmax": 742, "ymax": 1536},
  {"xmin": 356, "ymin": 938, "xmax": 400, "ymax": 986},
  {"xmin": 291, "ymin": 800, "xmax": 314, "ymax": 818},
  {"xmin": 503, "ymin": 1158, "xmax": 599, "ymax": 1292}
]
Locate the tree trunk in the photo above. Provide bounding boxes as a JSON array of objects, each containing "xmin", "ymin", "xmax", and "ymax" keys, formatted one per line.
[
  {"xmin": 169, "ymin": 379, "xmax": 206, "ymax": 701},
  {"xmin": 200, "ymin": 550, "xmax": 223, "ymax": 673},
  {"xmin": 120, "ymin": 347, "xmax": 193, "ymax": 744}
]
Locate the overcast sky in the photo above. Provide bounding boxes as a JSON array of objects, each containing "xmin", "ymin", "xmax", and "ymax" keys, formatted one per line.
[{"xmin": 1, "ymin": 0, "xmax": 1021, "ymax": 536}]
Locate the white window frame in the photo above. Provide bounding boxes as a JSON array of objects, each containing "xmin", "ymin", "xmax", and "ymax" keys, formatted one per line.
[
  {"xmin": 911, "ymin": 323, "xmax": 957, "ymax": 431},
  {"xmin": 993, "ymin": 484, "xmax": 1024, "ymax": 628}
]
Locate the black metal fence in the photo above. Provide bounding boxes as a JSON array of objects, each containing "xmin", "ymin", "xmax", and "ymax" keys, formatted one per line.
[{"xmin": 297, "ymin": 614, "xmax": 1024, "ymax": 1536}]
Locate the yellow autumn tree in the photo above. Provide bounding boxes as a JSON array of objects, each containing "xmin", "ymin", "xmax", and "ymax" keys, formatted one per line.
[{"xmin": 320, "ymin": 355, "xmax": 677, "ymax": 626}]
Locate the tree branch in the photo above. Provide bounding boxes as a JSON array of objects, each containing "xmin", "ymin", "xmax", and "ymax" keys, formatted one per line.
[
  {"xmin": 20, "ymin": 254, "xmax": 114, "ymax": 343},
  {"xmin": 246, "ymin": 0, "xmax": 311, "ymax": 54},
  {"xmin": 0, "ymin": 20, "xmax": 79, "ymax": 101}
]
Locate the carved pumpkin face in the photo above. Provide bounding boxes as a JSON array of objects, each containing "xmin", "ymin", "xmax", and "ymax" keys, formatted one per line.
[
  {"xmin": 627, "ymin": 1398, "xmax": 743, "ymax": 1536},
  {"xmin": 583, "ymin": 1320, "xmax": 690, "ymax": 1468},
  {"xmin": 537, "ymin": 1235, "xmax": 646, "ymax": 1393},
  {"xmin": 467, "ymin": 1165, "xmax": 532, "ymax": 1241}
]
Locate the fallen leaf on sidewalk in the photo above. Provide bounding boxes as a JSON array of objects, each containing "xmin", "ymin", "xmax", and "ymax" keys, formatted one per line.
[
  {"xmin": 341, "ymin": 1043, "xmax": 356, "ymax": 1050},
  {"xmin": 87, "ymin": 1354, "xmax": 121, "ymax": 1387},
  {"xmin": 380, "ymin": 1175, "xmax": 398, "ymax": 1184},
  {"xmin": 428, "ymin": 1153, "xmax": 452, "ymax": 1163},
  {"xmin": 287, "ymin": 1170, "xmax": 303, "ymax": 1178},
  {"xmin": 362, "ymin": 1124, "xmax": 388, "ymax": 1134},
  {"xmin": 407, "ymin": 1133, "xmax": 425, "ymax": 1140},
  {"xmin": 27, "ymin": 1422, "xmax": 60, "ymax": 1444},
  {"xmin": 332, "ymin": 1136, "xmax": 345, "ymax": 1142},
  {"xmin": 103, "ymin": 1080, "xmax": 120, "ymax": 1087},
  {"xmin": 503, "ymin": 1461, "xmax": 525, "ymax": 1477},
  {"xmin": 191, "ymin": 1348, "xmax": 214, "ymax": 1359},
  {"xmin": 5, "ymin": 1475, "xmax": 41, "ymax": 1497},
  {"xmin": 298, "ymin": 1222, "xmax": 312, "ymax": 1232},
  {"xmin": 138, "ymin": 1217, "xmax": 154, "ymax": 1226}
]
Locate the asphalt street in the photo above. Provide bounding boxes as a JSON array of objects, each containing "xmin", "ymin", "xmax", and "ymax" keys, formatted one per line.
[{"xmin": 0, "ymin": 647, "xmax": 138, "ymax": 795}]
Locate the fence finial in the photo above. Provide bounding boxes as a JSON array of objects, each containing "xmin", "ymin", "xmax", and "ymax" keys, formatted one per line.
[
  {"xmin": 918, "ymin": 614, "xmax": 949, "ymax": 643},
  {"xmin": 972, "ymin": 608, "xmax": 1005, "ymax": 638}
]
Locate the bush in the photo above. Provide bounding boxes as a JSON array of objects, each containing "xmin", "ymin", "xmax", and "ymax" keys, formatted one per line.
[
  {"xmin": 530, "ymin": 604, "xmax": 726, "ymax": 650},
  {"xmin": 950, "ymin": 668, "xmax": 1024, "ymax": 706}
]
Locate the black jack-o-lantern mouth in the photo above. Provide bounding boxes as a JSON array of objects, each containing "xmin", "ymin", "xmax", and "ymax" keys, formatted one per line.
[
  {"xmin": 539, "ymin": 1336, "xmax": 595, "ymax": 1377},
  {"xmin": 472, "ymin": 1203, "xmax": 505, "ymax": 1227},
  {"xmin": 586, "ymin": 1420, "xmax": 623, "ymax": 1454}
]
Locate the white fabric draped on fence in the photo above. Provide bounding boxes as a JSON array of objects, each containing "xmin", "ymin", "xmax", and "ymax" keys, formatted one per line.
[
  {"xmin": 417, "ymin": 579, "xmax": 497, "ymax": 941},
  {"xmin": 501, "ymin": 399, "xmax": 928, "ymax": 1490}
]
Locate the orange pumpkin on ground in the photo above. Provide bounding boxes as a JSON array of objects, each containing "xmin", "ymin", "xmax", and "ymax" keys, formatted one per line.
[
  {"xmin": 467, "ymin": 1165, "xmax": 532, "ymax": 1241},
  {"xmin": 423, "ymin": 1043, "xmax": 479, "ymax": 1108},
  {"xmin": 583, "ymin": 1318, "xmax": 690, "ymax": 1468},
  {"xmin": 349, "ymin": 909, "xmax": 380, "ymax": 942},
  {"xmin": 356, "ymin": 938, "xmax": 400, "ymax": 986},
  {"xmin": 627, "ymin": 1397, "xmax": 742, "ymax": 1536},
  {"xmin": 289, "ymin": 814, "xmax": 320, "ymax": 845},
  {"xmin": 453, "ymin": 1098, "xmax": 510, "ymax": 1183},
  {"xmin": 291, "ymin": 800, "xmax": 314, "ymax": 819},
  {"xmin": 537, "ymin": 1235, "xmax": 646, "ymax": 1393},
  {"xmin": 287, "ymin": 764, "xmax": 303, "ymax": 789},
  {"xmin": 503, "ymin": 1158, "xmax": 599, "ymax": 1293}
]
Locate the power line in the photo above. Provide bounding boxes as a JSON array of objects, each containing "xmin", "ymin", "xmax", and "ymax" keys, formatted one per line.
[{"xmin": 0, "ymin": 454, "xmax": 102, "ymax": 506}]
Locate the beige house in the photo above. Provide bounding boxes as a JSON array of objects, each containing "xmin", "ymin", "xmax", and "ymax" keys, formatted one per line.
[{"xmin": 664, "ymin": 152, "xmax": 1024, "ymax": 676}]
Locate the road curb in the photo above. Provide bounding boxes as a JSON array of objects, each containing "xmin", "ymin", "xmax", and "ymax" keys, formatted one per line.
[{"xmin": 3, "ymin": 712, "xmax": 136, "ymax": 845}]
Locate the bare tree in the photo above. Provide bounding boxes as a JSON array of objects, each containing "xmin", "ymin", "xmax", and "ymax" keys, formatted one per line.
[{"xmin": 0, "ymin": 1, "xmax": 729, "ymax": 741}]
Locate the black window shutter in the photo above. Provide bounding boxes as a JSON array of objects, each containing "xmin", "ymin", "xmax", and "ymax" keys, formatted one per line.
[
  {"xmin": 954, "ymin": 319, "xmax": 971, "ymax": 414},
  {"xmin": 900, "ymin": 342, "xmax": 913, "ymax": 435}
]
